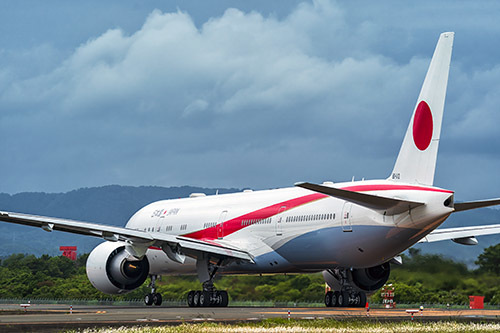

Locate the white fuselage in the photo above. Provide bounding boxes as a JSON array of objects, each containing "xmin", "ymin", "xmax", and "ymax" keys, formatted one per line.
[{"xmin": 125, "ymin": 179, "xmax": 454, "ymax": 276}]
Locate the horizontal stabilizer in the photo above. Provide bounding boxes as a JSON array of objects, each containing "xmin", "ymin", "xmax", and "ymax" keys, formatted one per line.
[
  {"xmin": 419, "ymin": 224, "xmax": 500, "ymax": 243},
  {"xmin": 454, "ymin": 198, "xmax": 500, "ymax": 212},
  {"xmin": 295, "ymin": 182, "xmax": 424, "ymax": 215}
]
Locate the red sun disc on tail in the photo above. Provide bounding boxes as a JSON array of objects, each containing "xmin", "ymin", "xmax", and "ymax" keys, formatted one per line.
[{"xmin": 412, "ymin": 101, "xmax": 433, "ymax": 151}]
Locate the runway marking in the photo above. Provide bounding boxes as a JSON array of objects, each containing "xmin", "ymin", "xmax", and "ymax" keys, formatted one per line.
[
  {"xmin": 192, "ymin": 318, "xmax": 215, "ymax": 321},
  {"xmin": 1, "ymin": 305, "xmax": 499, "ymax": 329},
  {"xmin": 258, "ymin": 308, "xmax": 500, "ymax": 318}
]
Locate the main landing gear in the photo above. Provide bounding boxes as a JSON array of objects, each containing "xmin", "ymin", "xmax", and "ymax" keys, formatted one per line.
[
  {"xmin": 187, "ymin": 257, "xmax": 229, "ymax": 307},
  {"xmin": 324, "ymin": 290, "xmax": 366, "ymax": 307},
  {"xmin": 323, "ymin": 268, "xmax": 367, "ymax": 307},
  {"xmin": 187, "ymin": 283, "xmax": 229, "ymax": 307},
  {"xmin": 144, "ymin": 275, "xmax": 162, "ymax": 306}
]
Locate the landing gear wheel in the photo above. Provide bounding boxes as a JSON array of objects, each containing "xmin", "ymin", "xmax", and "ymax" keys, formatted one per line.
[
  {"xmin": 144, "ymin": 293, "xmax": 153, "ymax": 306},
  {"xmin": 332, "ymin": 291, "xmax": 340, "ymax": 307},
  {"xmin": 193, "ymin": 290, "xmax": 201, "ymax": 307},
  {"xmin": 212, "ymin": 291, "xmax": 220, "ymax": 306},
  {"xmin": 325, "ymin": 291, "xmax": 333, "ymax": 307},
  {"xmin": 338, "ymin": 291, "xmax": 349, "ymax": 307},
  {"xmin": 200, "ymin": 291, "xmax": 210, "ymax": 307},
  {"xmin": 357, "ymin": 291, "xmax": 367, "ymax": 308},
  {"xmin": 187, "ymin": 291, "xmax": 195, "ymax": 307},
  {"xmin": 219, "ymin": 290, "xmax": 229, "ymax": 307},
  {"xmin": 153, "ymin": 293, "xmax": 162, "ymax": 306}
]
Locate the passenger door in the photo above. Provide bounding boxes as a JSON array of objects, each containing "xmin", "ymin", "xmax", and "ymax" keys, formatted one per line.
[
  {"xmin": 275, "ymin": 206, "xmax": 287, "ymax": 236},
  {"xmin": 217, "ymin": 210, "xmax": 228, "ymax": 239},
  {"xmin": 342, "ymin": 202, "xmax": 353, "ymax": 232}
]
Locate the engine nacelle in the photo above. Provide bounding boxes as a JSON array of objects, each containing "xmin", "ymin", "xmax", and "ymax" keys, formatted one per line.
[
  {"xmin": 86, "ymin": 242, "xmax": 150, "ymax": 294},
  {"xmin": 349, "ymin": 263, "xmax": 390, "ymax": 292}
]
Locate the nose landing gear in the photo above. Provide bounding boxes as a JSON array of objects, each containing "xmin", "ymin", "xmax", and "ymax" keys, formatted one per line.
[{"xmin": 144, "ymin": 275, "xmax": 162, "ymax": 306}]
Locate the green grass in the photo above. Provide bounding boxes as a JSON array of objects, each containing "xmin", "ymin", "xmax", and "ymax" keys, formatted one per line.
[{"xmin": 70, "ymin": 318, "xmax": 500, "ymax": 332}]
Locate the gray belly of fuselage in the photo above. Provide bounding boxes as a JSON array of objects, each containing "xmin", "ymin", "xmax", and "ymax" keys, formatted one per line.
[{"xmin": 223, "ymin": 225, "xmax": 422, "ymax": 274}]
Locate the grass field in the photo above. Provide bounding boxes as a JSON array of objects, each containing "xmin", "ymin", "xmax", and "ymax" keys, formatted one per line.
[{"xmin": 71, "ymin": 318, "xmax": 500, "ymax": 333}]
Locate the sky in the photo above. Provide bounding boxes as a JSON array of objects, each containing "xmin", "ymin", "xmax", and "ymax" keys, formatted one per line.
[{"xmin": 1, "ymin": 0, "xmax": 500, "ymax": 201}]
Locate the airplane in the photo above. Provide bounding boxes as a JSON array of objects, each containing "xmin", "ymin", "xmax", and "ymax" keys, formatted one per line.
[{"xmin": 2, "ymin": 32, "xmax": 500, "ymax": 308}]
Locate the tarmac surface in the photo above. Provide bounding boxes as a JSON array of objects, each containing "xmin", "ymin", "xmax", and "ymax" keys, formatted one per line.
[{"xmin": 0, "ymin": 303, "xmax": 499, "ymax": 332}]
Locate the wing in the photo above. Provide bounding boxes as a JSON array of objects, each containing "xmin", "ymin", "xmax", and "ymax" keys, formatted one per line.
[
  {"xmin": 418, "ymin": 224, "xmax": 500, "ymax": 244},
  {"xmin": 0, "ymin": 210, "xmax": 254, "ymax": 263}
]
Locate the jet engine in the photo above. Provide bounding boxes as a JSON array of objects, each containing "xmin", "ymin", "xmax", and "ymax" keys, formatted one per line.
[
  {"xmin": 323, "ymin": 263, "xmax": 391, "ymax": 294},
  {"xmin": 86, "ymin": 241, "xmax": 150, "ymax": 294},
  {"xmin": 349, "ymin": 263, "xmax": 390, "ymax": 292}
]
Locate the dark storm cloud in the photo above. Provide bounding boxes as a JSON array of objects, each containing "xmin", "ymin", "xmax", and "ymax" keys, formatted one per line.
[{"xmin": 0, "ymin": 0, "xmax": 499, "ymax": 201}]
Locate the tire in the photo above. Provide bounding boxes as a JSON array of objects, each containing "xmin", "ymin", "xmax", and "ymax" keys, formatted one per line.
[
  {"xmin": 144, "ymin": 293, "xmax": 153, "ymax": 306},
  {"xmin": 338, "ymin": 291, "xmax": 349, "ymax": 307},
  {"xmin": 358, "ymin": 291, "xmax": 367, "ymax": 308},
  {"xmin": 332, "ymin": 291, "xmax": 340, "ymax": 307},
  {"xmin": 200, "ymin": 291, "xmax": 210, "ymax": 307},
  {"xmin": 153, "ymin": 293, "xmax": 162, "ymax": 306},
  {"xmin": 214, "ymin": 291, "xmax": 223, "ymax": 306},
  {"xmin": 219, "ymin": 290, "xmax": 229, "ymax": 307},
  {"xmin": 187, "ymin": 290, "xmax": 195, "ymax": 307},
  {"xmin": 325, "ymin": 291, "xmax": 333, "ymax": 307},
  {"xmin": 193, "ymin": 290, "xmax": 201, "ymax": 307}
]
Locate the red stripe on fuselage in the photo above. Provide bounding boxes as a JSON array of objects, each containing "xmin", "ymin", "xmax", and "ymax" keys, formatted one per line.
[
  {"xmin": 182, "ymin": 184, "xmax": 453, "ymax": 240},
  {"xmin": 182, "ymin": 193, "xmax": 327, "ymax": 240}
]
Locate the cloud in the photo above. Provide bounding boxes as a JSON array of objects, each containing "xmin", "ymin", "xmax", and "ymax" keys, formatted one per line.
[{"xmin": 0, "ymin": 1, "xmax": 500, "ymax": 200}]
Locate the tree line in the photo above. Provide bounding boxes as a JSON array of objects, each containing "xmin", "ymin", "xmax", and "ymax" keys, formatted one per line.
[{"xmin": 0, "ymin": 244, "xmax": 499, "ymax": 305}]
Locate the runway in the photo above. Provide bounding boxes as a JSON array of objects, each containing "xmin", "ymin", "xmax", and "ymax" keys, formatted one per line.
[{"xmin": 0, "ymin": 303, "xmax": 499, "ymax": 332}]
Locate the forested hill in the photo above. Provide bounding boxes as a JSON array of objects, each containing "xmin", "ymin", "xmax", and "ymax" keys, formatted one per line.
[
  {"xmin": 0, "ymin": 185, "xmax": 498, "ymax": 265},
  {"xmin": 0, "ymin": 185, "xmax": 239, "ymax": 256}
]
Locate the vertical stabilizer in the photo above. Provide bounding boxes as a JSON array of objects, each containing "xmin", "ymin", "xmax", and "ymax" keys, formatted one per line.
[{"xmin": 390, "ymin": 32, "xmax": 454, "ymax": 185}]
